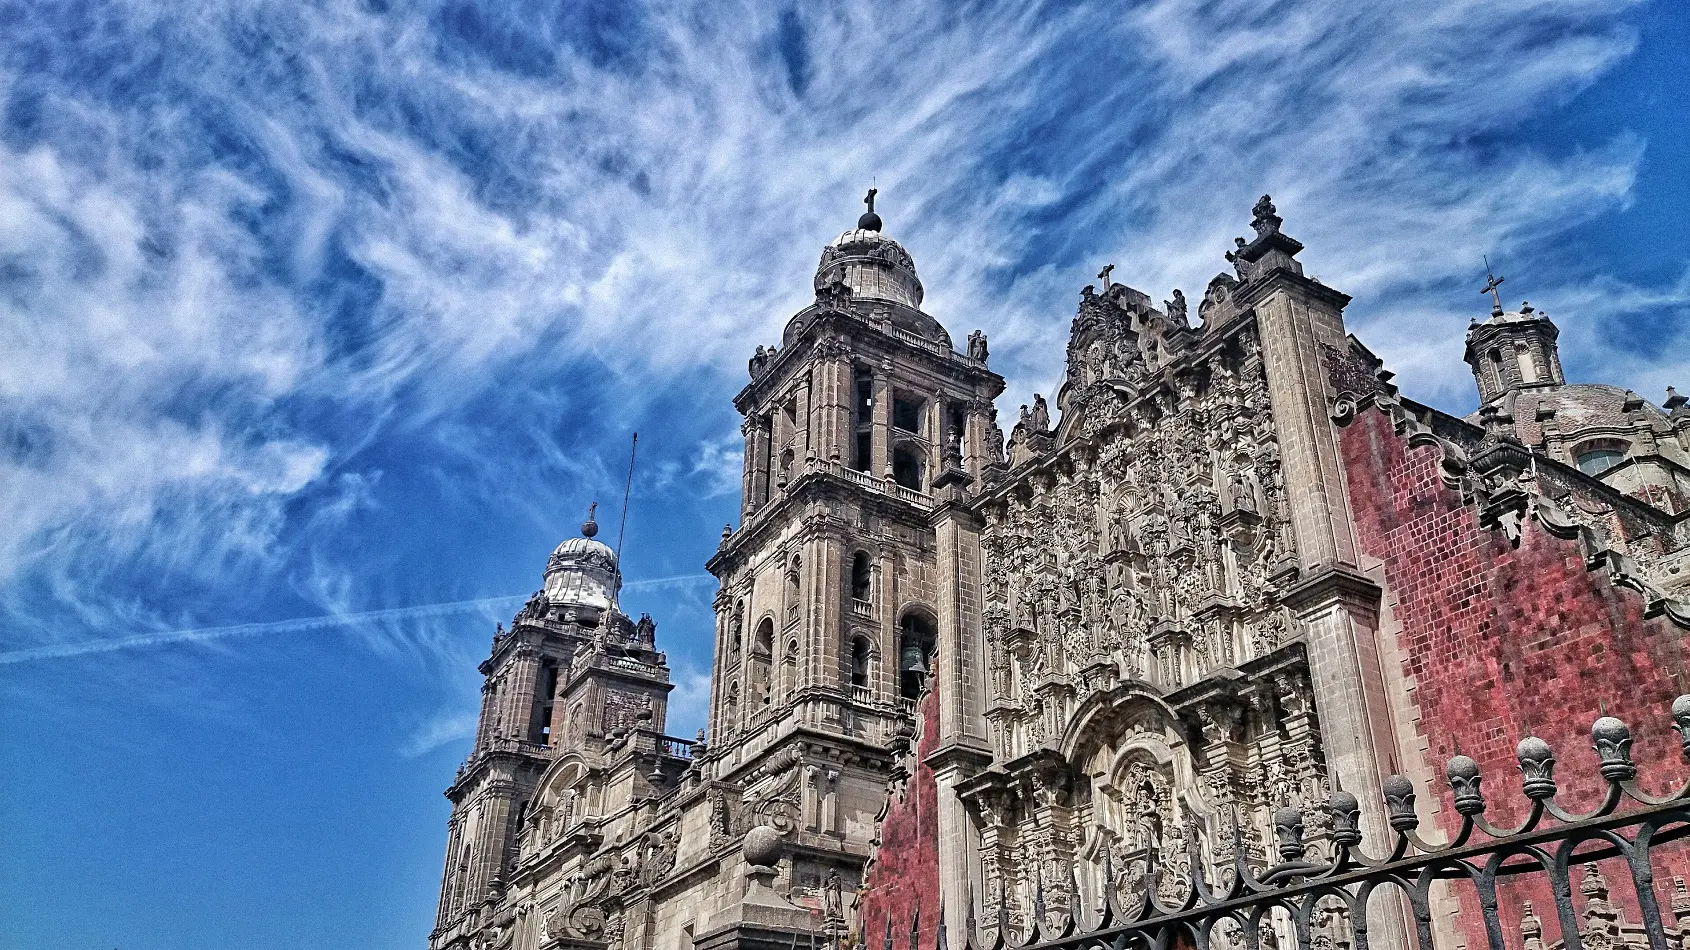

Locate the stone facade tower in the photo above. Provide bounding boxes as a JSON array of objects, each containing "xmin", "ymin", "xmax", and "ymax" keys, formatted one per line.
[
  {"xmin": 432, "ymin": 511, "xmax": 682, "ymax": 950},
  {"xmin": 705, "ymin": 193, "xmax": 1004, "ymax": 901}
]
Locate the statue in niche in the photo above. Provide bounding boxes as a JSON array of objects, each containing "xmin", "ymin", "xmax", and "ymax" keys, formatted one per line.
[
  {"xmin": 1228, "ymin": 468, "xmax": 1260, "ymax": 514},
  {"xmin": 984, "ymin": 408, "xmax": 1005, "ymax": 463},
  {"xmin": 1133, "ymin": 791, "xmax": 1164, "ymax": 852}
]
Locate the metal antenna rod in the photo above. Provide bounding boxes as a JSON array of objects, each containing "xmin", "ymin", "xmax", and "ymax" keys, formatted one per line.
[{"xmin": 615, "ymin": 432, "xmax": 638, "ymax": 570}]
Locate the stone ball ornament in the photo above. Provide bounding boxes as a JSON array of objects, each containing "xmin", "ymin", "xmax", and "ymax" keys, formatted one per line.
[
  {"xmin": 1515, "ymin": 736, "xmax": 1557, "ymax": 799},
  {"xmin": 1591, "ymin": 715, "xmax": 1637, "ymax": 781},
  {"xmin": 742, "ymin": 824, "xmax": 784, "ymax": 869}
]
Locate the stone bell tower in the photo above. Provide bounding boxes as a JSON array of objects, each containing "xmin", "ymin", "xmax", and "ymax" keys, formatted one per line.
[{"xmin": 703, "ymin": 191, "xmax": 1004, "ymax": 900}]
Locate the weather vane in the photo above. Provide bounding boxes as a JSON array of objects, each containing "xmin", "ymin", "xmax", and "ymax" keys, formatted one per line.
[{"xmin": 1480, "ymin": 256, "xmax": 1505, "ymax": 315}]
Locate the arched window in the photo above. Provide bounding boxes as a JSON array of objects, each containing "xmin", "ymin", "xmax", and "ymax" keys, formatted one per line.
[
  {"xmin": 728, "ymin": 600, "xmax": 744, "ymax": 660},
  {"xmin": 752, "ymin": 619, "xmax": 774, "ymax": 706},
  {"xmin": 849, "ymin": 636, "xmax": 872, "ymax": 690},
  {"xmin": 780, "ymin": 638, "xmax": 800, "ymax": 700},
  {"xmin": 1517, "ymin": 343, "xmax": 1540, "ymax": 383},
  {"xmin": 786, "ymin": 558, "xmax": 802, "ymax": 621},
  {"xmin": 892, "ymin": 444, "xmax": 925, "ymax": 491},
  {"xmin": 850, "ymin": 552, "xmax": 872, "ymax": 602},
  {"xmin": 892, "ymin": 392, "xmax": 924, "ymax": 433},
  {"xmin": 898, "ymin": 611, "xmax": 937, "ymax": 699},
  {"xmin": 1577, "ymin": 448, "xmax": 1626, "ymax": 477}
]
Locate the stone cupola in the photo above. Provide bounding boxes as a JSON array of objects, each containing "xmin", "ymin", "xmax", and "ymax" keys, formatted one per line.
[
  {"xmin": 1464, "ymin": 294, "xmax": 1566, "ymax": 406},
  {"xmin": 541, "ymin": 505, "xmax": 620, "ymax": 617},
  {"xmin": 814, "ymin": 188, "xmax": 924, "ymax": 311}
]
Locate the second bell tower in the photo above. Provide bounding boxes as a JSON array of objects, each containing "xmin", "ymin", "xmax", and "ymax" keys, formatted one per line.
[{"xmin": 703, "ymin": 194, "xmax": 1004, "ymax": 900}]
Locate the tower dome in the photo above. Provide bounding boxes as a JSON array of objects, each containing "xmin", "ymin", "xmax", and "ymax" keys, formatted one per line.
[
  {"xmin": 542, "ymin": 505, "xmax": 620, "ymax": 614},
  {"xmin": 814, "ymin": 188, "xmax": 924, "ymax": 310}
]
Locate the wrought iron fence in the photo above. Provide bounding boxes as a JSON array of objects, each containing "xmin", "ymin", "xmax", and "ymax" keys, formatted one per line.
[{"xmin": 927, "ymin": 696, "xmax": 1690, "ymax": 950}]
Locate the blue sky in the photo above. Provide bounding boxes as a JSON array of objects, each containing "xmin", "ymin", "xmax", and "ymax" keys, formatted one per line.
[{"xmin": 2, "ymin": 1, "xmax": 1686, "ymax": 948}]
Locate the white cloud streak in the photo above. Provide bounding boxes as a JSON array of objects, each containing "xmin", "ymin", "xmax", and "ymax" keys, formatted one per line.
[
  {"xmin": 2, "ymin": 0, "xmax": 1682, "ymax": 653},
  {"xmin": 0, "ymin": 573, "xmax": 713, "ymax": 665}
]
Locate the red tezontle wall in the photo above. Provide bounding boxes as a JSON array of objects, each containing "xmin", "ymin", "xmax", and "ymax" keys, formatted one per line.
[
  {"xmin": 1340, "ymin": 404, "xmax": 1689, "ymax": 947},
  {"xmin": 855, "ymin": 689, "xmax": 942, "ymax": 950},
  {"xmin": 850, "ymin": 404, "xmax": 1688, "ymax": 950}
]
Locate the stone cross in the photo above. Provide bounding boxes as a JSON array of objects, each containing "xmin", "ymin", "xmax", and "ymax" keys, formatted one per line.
[
  {"xmin": 1481, "ymin": 258, "xmax": 1506, "ymax": 314},
  {"xmin": 1098, "ymin": 263, "xmax": 1115, "ymax": 290},
  {"xmin": 864, "ymin": 187, "xmax": 877, "ymax": 214}
]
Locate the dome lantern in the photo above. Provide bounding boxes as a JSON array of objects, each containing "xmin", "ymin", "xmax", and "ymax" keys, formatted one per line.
[
  {"xmin": 814, "ymin": 189, "xmax": 924, "ymax": 310},
  {"xmin": 543, "ymin": 504, "xmax": 621, "ymax": 614}
]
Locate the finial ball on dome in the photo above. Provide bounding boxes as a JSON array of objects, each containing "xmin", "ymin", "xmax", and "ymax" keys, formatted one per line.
[
  {"xmin": 582, "ymin": 501, "xmax": 600, "ymax": 538},
  {"xmin": 858, "ymin": 187, "xmax": 882, "ymax": 232}
]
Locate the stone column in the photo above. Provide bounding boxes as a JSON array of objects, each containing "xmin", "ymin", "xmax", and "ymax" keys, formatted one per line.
[
  {"xmin": 1240, "ymin": 238, "xmax": 1410, "ymax": 950},
  {"xmin": 709, "ymin": 588, "xmax": 731, "ymax": 739},
  {"xmin": 795, "ymin": 370, "xmax": 813, "ymax": 465},
  {"xmin": 929, "ymin": 463, "xmax": 992, "ymax": 941},
  {"xmin": 741, "ymin": 416, "xmax": 759, "ymax": 518},
  {"xmin": 750, "ymin": 415, "xmax": 772, "ymax": 511},
  {"xmin": 505, "ymin": 646, "xmax": 542, "ymax": 743},
  {"xmin": 873, "ymin": 365, "xmax": 893, "ymax": 477},
  {"xmin": 474, "ymin": 678, "xmax": 496, "ymax": 750},
  {"xmin": 822, "ymin": 352, "xmax": 854, "ymax": 465}
]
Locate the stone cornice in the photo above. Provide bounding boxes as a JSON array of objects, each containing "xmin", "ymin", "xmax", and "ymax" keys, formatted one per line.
[
  {"xmin": 923, "ymin": 737, "xmax": 993, "ymax": 776},
  {"xmin": 734, "ymin": 306, "xmax": 1002, "ymax": 415},
  {"xmin": 1234, "ymin": 266, "xmax": 1352, "ymax": 311},
  {"xmin": 1278, "ymin": 566, "xmax": 1383, "ymax": 615}
]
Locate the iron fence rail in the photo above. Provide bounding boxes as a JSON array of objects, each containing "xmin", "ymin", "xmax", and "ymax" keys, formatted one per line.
[{"xmin": 919, "ymin": 696, "xmax": 1690, "ymax": 950}]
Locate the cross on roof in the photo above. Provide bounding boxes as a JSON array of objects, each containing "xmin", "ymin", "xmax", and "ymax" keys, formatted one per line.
[
  {"xmin": 863, "ymin": 188, "xmax": 876, "ymax": 214},
  {"xmin": 1481, "ymin": 257, "xmax": 1505, "ymax": 315}
]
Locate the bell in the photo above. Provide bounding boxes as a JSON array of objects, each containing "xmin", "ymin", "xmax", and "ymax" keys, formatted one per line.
[{"xmin": 900, "ymin": 641, "xmax": 930, "ymax": 677}]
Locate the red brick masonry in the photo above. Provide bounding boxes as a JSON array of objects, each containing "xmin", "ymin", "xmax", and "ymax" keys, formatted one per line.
[
  {"xmin": 855, "ymin": 689, "xmax": 942, "ymax": 950},
  {"xmin": 1340, "ymin": 404, "xmax": 1689, "ymax": 947}
]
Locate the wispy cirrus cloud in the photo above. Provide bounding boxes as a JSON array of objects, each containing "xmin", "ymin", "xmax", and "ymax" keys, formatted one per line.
[
  {"xmin": 1, "ymin": 0, "xmax": 1680, "ymax": 653},
  {"xmin": 5, "ymin": 4, "xmax": 1685, "ymax": 948}
]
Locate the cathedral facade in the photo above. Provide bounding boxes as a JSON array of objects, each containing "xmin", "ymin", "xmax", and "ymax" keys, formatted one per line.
[{"xmin": 430, "ymin": 196, "xmax": 1690, "ymax": 950}]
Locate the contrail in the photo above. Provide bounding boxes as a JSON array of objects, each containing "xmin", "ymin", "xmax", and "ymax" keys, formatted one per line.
[{"xmin": 0, "ymin": 572, "xmax": 716, "ymax": 665}]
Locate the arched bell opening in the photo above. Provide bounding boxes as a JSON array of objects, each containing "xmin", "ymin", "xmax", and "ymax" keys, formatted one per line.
[
  {"xmin": 849, "ymin": 635, "xmax": 873, "ymax": 690},
  {"xmin": 897, "ymin": 609, "xmax": 937, "ymax": 699},
  {"xmin": 892, "ymin": 444, "xmax": 926, "ymax": 491}
]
